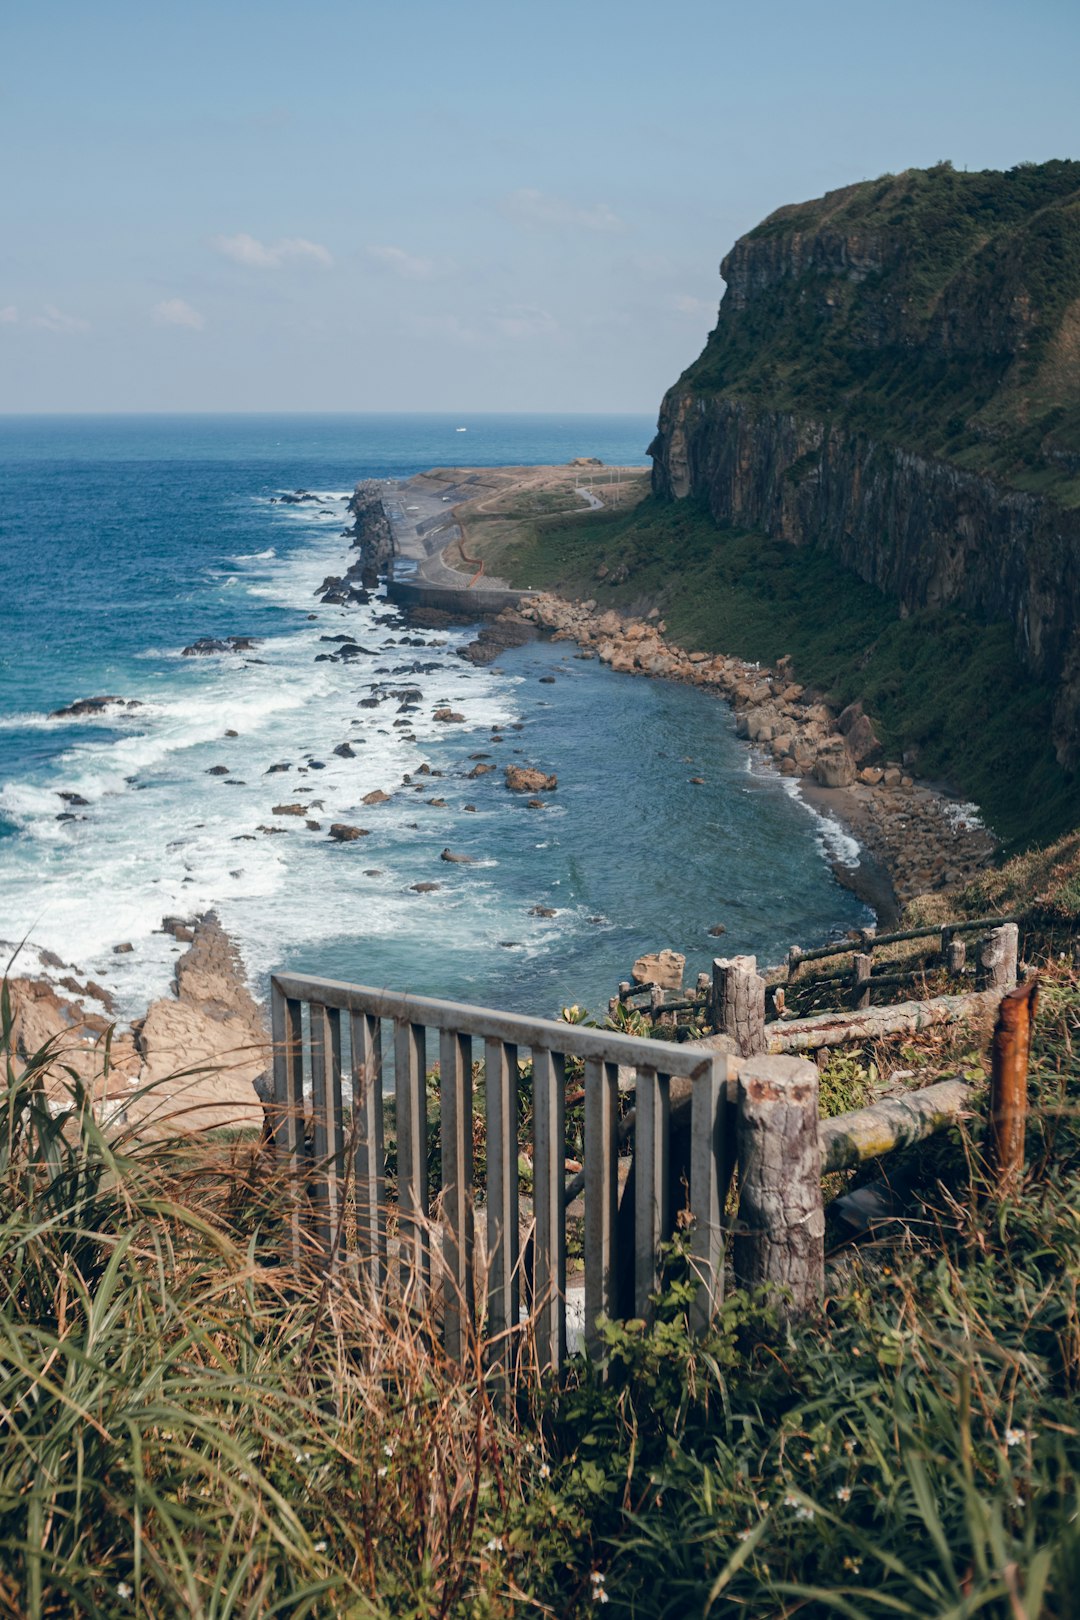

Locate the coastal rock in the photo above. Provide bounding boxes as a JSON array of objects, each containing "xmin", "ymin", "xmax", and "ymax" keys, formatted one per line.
[
  {"xmin": 362, "ymin": 788, "xmax": 391, "ymax": 805},
  {"xmin": 505, "ymin": 765, "xmax": 557, "ymax": 793},
  {"xmin": 812, "ymin": 739, "xmax": 857, "ymax": 788},
  {"xmin": 631, "ymin": 950, "xmax": 686, "ymax": 990},
  {"xmin": 272, "ymin": 803, "xmax": 306, "ymax": 816},
  {"xmin": 182, "ymin": 636, "xmax": 259, "ymax": 657},
  {"xmin": 333, "ymin": 742, "xmax": 357, "ymax": 759},
  {"xmin": 410, "ymin": 881, "xmax": 441, "ymax": 893},
  {"xmin": 433, "ymin": 708, "xmax": 466, "ymax": 723},
  {"xmin": 440, "ymin": 848, "xmax": 475, "ymax": 863},
  {"xmin": 329, "ymin": 823, "xmax": 369, "ymax": 841},
  {"xmin": 49, "ymin": 695, "xmax": 143, "ymax": 720}
]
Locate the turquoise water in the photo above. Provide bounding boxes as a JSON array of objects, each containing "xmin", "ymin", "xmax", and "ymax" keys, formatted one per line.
[{"xmin": 0, "ymin": 413, "xmax": 870, "ymax": 1018}]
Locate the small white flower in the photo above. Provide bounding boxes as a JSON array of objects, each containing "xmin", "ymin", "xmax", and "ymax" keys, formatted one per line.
[
  {"xmin": 377, "ymin": 1465, "xmax": 388, "ymax": 1478},
  {"xmin": 835, "ymin": 1486, "xmax": 852, "ymax": 1503},
  {"xmin": 117, "ymin": 1584, "xmax": 133, "ymax": 1601},
  {"xmin": 736, "ymin": 1528, "xmax": 752, "ymax": 1542},
  {"xmin": 1005, "ymin": 1427, "xmax": 1030, "ymax": 1448},
  {"xmin": 314, "ymin": 1540, "xmax": 327, "ymax": 1553},
  {"xmin": 484, "ymin": 1536, "xmax": 504, "ymax": 1553},
  {"xmin": 795, "ymin": 1505, "xmax": 815, "ymax": 1521},
  {"xmin": 783, "ymin": 1493, "xmax": 800, "ymax": 1508},
  {"xmin": 295, "ymin": 1450, "xmax": 312, "ymax": 1464},
  {"xmin": 538, "ymin": 1462, "xmax": 551, "ymax": 1480},
  {"xmin": 383, "ymin": 1443, "xmax": 395, "ymax": 1458}
]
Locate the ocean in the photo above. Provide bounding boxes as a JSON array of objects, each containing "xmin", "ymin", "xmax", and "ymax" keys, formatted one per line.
[{"xmin": 0, "ymin": 413, "xmax": 870, "ymax": 1020}]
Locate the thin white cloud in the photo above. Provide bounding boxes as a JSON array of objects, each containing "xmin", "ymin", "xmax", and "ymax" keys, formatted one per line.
[
  {"xmin": 671, "ymin": 294, "xmax": 715, "ymax": 318},
  {"xmin": 491, "ymin": 304, "xmax": 559, "ymax": 340},
  {"xmin": 153, "ymin": 298, "xmax": 205, "ymax": 330},
  {"xmin": 29, "ymin": 305, "xmax": 90, "ymax": 333},
  {"xmin": 0, "ymin": 305, "xmax": 18, "ymax": 324},
  {"xmin": 212, "ymin": 232, "xmax": 333, "ymax": 269},
  {"xmin": 504, "ymin": 188, "xmax": 625, "ymax": 234},
  {"xmin": 366, "ymin": 244, "xmax": 438, "ymax": 280}
]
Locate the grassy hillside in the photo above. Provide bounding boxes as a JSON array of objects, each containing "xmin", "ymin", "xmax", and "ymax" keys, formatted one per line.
[
  {"xmin": 493, "ymin": 496, "xmax": 1077, "ymax": 849},
  {"xmin": 680, "ymin": 161, "xmax": 1080, "ymax": 504}
]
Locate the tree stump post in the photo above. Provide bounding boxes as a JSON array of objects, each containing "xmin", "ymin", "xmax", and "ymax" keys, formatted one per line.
[
  {"xmin": 989, "ymin": 976, "xmax": 1039, "ymax": 1187},
  {"xmin": 977, "ymin": 924, "xmax": 1019, "ymax": 993},
  {"xmin": 712, "ymin": 955, "xmax": 766, "ymax": 1056},
  {"xmin": 734, "ymin": 1055, "xmax": 824, "ymax": 1317},
  {"xmin": 851, "ymin": 953, "xmax": 873, "ymax": 1010},
  {"xmin": 946, "ymin": 937, "xmax": 967, "ymax": 977}
]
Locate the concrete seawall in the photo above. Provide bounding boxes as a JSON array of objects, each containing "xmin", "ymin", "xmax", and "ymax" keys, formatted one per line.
[{"xmin": 386, "ymin": 579, "xmax": 536, "ymax": 616}]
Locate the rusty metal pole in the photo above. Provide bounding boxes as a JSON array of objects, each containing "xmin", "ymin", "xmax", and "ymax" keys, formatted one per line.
[{"xmin": 989, "ymin": 976, "xmax": 1039, "ymax": 1186}]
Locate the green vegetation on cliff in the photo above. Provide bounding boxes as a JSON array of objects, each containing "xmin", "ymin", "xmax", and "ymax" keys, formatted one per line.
[
  {"xmin": 495, "ymin": 497, "xmax": 1076, "ymax": 849},
  {"xmin": 680, "ymin": 160, "xmax": 1080, "ymax": 502}
]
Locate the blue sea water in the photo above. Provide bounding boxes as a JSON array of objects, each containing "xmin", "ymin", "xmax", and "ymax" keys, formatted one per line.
[{"xmin": 0, "ymin": 413, "xmax": 870, "ymax": 1019}]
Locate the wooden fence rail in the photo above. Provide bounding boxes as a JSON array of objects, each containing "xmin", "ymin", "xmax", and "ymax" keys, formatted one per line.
[{"xmin": 270, "ymin": 973, "xmax": 729, "ymax": 1370}]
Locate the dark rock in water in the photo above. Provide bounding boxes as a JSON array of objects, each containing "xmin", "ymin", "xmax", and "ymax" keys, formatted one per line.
[
  {"xmin": 433, "ymin": 708, "xmax": 465, "ymax": 723},
  {"xmin": 505, "ymin": 765, "xmax": 557, "ymax": 793},
  {"xmin": 321, "ymin": 634, "xmax": 358, "ymax": 644},
  {"xmin": 529, "ymin": 906, "xmax": 557, "ymax": 917},
  {"xmin": 539, "ymin": 675, "xmax": 556, "ymax": 684},
  {"xmin": 358, "ymin": 696, "xmax": 382, "ymax": 709},
  {"xmin": 182, "ymin": 635, "xmax": 259, "ymax": 657},
  {"xmin": 329, "ymin": 823, "xmax": 369, "ymax": 841},
  {"xmin": 309, "ymin": 761, "xmax": 326, "ymax": 770},
  {"xmin": 526, "ymin": 798, "xmax": 546, "ymax": 809},
  {"xmin": 315, "ymin": 653, "xmax": 336, "ymax": 662},
  {"xmin": 362, "ymin": 789, "xmax": 391, "ymax": 805},
  {"xmin": 224, "ymin": 779, "xmax": 246, "ymax": 786},
  {"xmin": 463, "ymin": 803, "xmax": 477, "ymax": 812},
  {"xmin": 272, "ymin": 803, "xmax": 306, "ymax": 816},
  {"xmin": 707, "ymin": 923, "xmax": 727, "ymax": 937},
  {"xmin": 257, "ymin": 825, "xmax": 289, "ymax": 835},
  {"xmin": 410, "ymin": 881, "xmax": 441, "ymax": 893},
  {"xmin": 206, "ymin": 764, "xmax": 231, "ymax": 776},
  {"xmin": 265, "ymin": 762, "xmax": 291, "ymax": 774},
  {"xmin": 56, "ymin": 812, "xmax": 77, "ymax": 822},
  {"xmin": 49, "ymin": 694, "xmax": 143, "ymax": 720},
  {"xmin": 58, "ymin": 791, "xmax": 90, "ymax": 806},
  {"xmin": 428, "ymin": 797, "xmax": 447, "ymax": 807},
  {"xmin": 113, "ymin": 942, "xmax": 134, "ymax": 954},
  {"xmin": 333, "ymin": 742, "xmax": 356, "ymax": 758},
  {"xmin": 278, "ymin": 489, "xmax": 319, "ymax": 504},
  {"xmin": 233, "ymin": 834, "xmax": 257, "ymax": 841},
  {"xmin": 467, "ymin": 763, "xmax": 494, "ymax": 778},
  {"xmin": 440, "ymin": 848, "xmax": 475, "ymax": 863},
  {"xmin": 363, "ymin": 868, "xmax": 383, "ymax": 876},
  {"xmin": 305, "ymin": 819, "xmax": 321, "ymax": 830},
  {"xmin": 498, "ymin": 941, "xmax": 523, "ymax": 949},
  {"xmin": 161, "ymin": 915, "xmax": 195, "ymax": 939},
  {"xmin": 416, "ymin": 764, "xmax": 432, "ymax": 776},
  {"xmin": 225, "ymin": 729, "xmax": 239, "ymax": 738},
  {"xmin": 458, "ymin": 614, "xmax": 536, "ymax": 666}
]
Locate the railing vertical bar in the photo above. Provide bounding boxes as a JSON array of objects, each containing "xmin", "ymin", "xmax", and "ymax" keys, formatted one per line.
[
  {"xmin": 309, "ymin": 1003, "xmax": 335, "ymax": 1269},
  {"xmin": 689, "ymin": 1053, "xmax": 730, "ymax": 1332},
  {"xmin": 394, "ymin": 1019, "xmax": 429, "ymax": 1302},
  {"xmin": 532, "ymin": 1048, "xmax": 566, "ymax": 1375},
  {"xmin": 485, "ymin": 1039, "xmax": 519, "ymax": 1373},
  {"xmin": 351, "ymin": 1011, "xmax": 385, "ymax": 1292},
  {"xmin": 271, "ymin": 984, "xmax": 306, "ymax": 1265},
  {"xmin": 584, "ymin": 1058, "xmax": 619, "ymax": 1353},
  {"xmin": 634, "ymin": 1068, "xmax": 670, "ymax": 1317},
  {"xmin": 440, "ymin": 1028, "xmax": 474, "ymax": 1361}
]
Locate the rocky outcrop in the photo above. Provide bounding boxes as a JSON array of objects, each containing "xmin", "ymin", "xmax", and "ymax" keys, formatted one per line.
[
  {"xmin": 346, "ymin": 481, "xmax": 395, "ymax": 588},
  {"xmin": 648, "ymin": 163, "xmax": 1080, "ymax": 770},
  {"xmin": 505, "ymin": 765, "xmax": 558, "ymax": 794}
]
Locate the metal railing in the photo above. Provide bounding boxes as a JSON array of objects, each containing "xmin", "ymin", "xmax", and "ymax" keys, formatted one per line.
[{"xmin": 269, "ymin": 973, "xmax": 729, "ymax": 1370}]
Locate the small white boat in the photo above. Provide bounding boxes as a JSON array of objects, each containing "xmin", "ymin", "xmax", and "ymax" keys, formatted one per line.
[{"xmin": 456, "ymin": 426, "xmax": 467, "ymax": 432}]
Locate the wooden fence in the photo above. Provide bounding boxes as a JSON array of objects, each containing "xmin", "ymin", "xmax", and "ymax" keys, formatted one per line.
[
  {"xmin": 270, "ymin": 973, "xmax": 729, "ymax": 1369},
  {"xmin": 268, "ymin": 969, "xmax": 988, "ymax": 1361}
]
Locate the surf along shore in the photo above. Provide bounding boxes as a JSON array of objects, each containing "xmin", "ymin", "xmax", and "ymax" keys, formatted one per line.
[{"xmin": 379, "ymin": 461, "xmax": 998, "ymax": 928}]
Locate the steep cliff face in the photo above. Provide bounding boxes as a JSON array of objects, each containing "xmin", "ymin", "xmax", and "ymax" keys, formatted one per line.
[{"xmin": 650, "ymin": 162, "xmax": 1080, "ymax": 767}]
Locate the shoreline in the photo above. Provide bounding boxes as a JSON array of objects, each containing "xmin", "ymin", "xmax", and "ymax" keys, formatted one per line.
[{"xmin": 444, "ymin": 585, "xmax": 999, "ymax": 932}]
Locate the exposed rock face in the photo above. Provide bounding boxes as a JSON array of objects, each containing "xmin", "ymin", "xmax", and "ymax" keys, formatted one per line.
[
  {"xmin": 648, "ymin": 163, "xmax": 1080, "ymax": 769},
  {"xmin": 505, "ymin": 765, "xmax": 558, "ymax": 793},
  {"xmin": 632, "ymin": 949, "xmax": 686, "ymax": 990},
  {"xmin": 346, "ymin": 481, "xmax": 395, "ymax": 587}
]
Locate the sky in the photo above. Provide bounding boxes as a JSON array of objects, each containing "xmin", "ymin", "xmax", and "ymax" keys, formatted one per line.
[{"xmin": 3, "ymin": 0, "xmax": 1078, "ymax": 414}]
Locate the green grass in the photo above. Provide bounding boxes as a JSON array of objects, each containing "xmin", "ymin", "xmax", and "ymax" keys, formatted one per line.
[
  {"xmin": 495, "ymin": 496, "xmax": 1077, "ymax": 850},
  {"xmin": 7, "ymin": 951, "xmax": 1080, "ymax": 1615}
]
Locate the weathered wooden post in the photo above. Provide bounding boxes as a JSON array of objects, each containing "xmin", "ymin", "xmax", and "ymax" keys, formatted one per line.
[
  {"xmin": 712, "ymin": 955, "xmax": 767, "ymax": 1056},
  {"xmin": 851, "ymin": 953, "xmax": 873, "ymax": 1010},
  {"xmin": 946, "ymin": 936, "xmax": 967, "ymax": 976},
  {"xmin": 978, "ymin": 924, "xmax": 1019, "ymax": 993},
  {"xmin": 989, "ymin": 976, "xmax": 1039, "ymax": 1187},
  {"xmin": 734, "ymin": 1055, "xmax": 824, "ymax": 1317},
  {"xmin": 786, "ymin": 945, "xmax": 803, "ymax": 982}
]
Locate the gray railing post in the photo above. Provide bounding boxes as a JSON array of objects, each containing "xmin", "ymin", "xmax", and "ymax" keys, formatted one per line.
[
  {"xmin": 532, "ymin": 1048, "xmax": 566, "ymax": 1375},
  {"xmin": 584, "ymin": 1058, "xmax": 620, "ymax": 1353},
  {"xmin": 633, "ymin": 1067, "xmax": 670, "ymax": 1317},
  {"xmin": 440, "ymin": 1029, "xmax": 474, "ymax": 1360},
  {"xmin": 852, "ymin": 953, "xmax": 873, "ymax": 1010},
  {"xmin": 485, "ymin": 1039, "xmax": 519, "ymax": 1374},
  {"xmin": 270, "ymin": 980, "xmax": 306, "ymax": 1265},
  {"xmin": 351, "ymin": 1010, "xmax": 386, "ymax": 1292},
  {"xmin": 309, "ymin": 1003, "xmax": 345, "ymax": 1270},
  {"xmin": 734, "ymin": 1055, "xmax": 824, "ymax": 1317},
  {"xmin": 978, "ymin": 924, "xmax": 1019, "ymax": 993},
  {"xmin": 394, "ymin": 1019, "xmax": 429, "ymax": 1303},
  {"xmin": 689, "ymin": 1053, "xmax": 730, "ymax": 1331}
]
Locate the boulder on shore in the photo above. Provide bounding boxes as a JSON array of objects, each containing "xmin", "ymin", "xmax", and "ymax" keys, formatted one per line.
[
  {"xmin": 329, "ymin": 823, "xmax": 369, "ymax": 841},
  {"xmin": 505, "ymin": 765, "xmax": 558, "ymax": 793},
  {"xmin": 632, "ymin": 949, "xmax": 686, "ymax": 990},
  {"xmin": 49, "ymin": 695, "xmax": 143, "ymax": 720}
]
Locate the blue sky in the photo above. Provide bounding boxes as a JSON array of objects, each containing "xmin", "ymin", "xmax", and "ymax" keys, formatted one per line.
[{"xmin": 3, "ymin": 0, "xmax": 1078, "ymax": 413}]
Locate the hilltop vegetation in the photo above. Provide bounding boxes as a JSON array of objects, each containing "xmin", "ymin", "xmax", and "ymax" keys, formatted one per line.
[{"xmin": 680, "ymin": 160, "xmax": 1080, "ymax": 503}]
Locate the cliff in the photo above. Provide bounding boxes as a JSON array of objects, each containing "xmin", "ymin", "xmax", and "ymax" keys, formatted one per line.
[{"xmin": 650, "ymin": 162, "xmax": 1080, "ymax": 769}]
